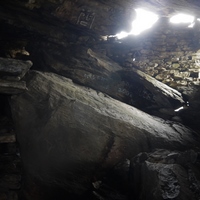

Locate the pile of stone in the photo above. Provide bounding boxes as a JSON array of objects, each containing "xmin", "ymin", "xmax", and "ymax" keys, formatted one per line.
[
  {"xmin": 0, "ymin": 57, "xmax": 32, "ymax": 94},
  {"xmin": 0, "ymin": 114, "xmax": 21, "ymax": 200},
  {"xmin": 104, "ymin": 21, "xmax": 200, "ymax": 91},
  {"xmin": 0, "ymin": 57, "xmax": 32, "ymax": 199}
]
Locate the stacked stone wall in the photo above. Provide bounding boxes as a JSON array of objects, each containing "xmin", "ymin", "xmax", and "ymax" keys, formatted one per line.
[{"xmin": 106, "ymin": 18, "xmax": 200, "ymax": 90}]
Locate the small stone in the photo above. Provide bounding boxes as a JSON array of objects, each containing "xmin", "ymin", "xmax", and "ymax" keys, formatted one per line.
[
  {"xmin": 0, "ymin": 134, "xmax": 16, "ymax": 143},
  {"xmin": 169, "ymin": 81, "xmax": 178, "ymax": 88},
  {"xmin": 166, "ymin": 61, "xmax": 172, "ymax": 65},
  {"xmin": 172, "ymin": 63, "xmax": 180, "ymax": 69},
  {"xmin": 154, "ymin": 63, "xmax": 159, "ymax": 68},
  {"xmin": 176, "ymin": 80, "xmax": 188, "ymax": 86},
  {"xmin": 155, "ymin": 74, "xmax": 164, "ymax": 80},
  {"xmin": 0, "ymin": 80, "xmax": 27, "ymax": 94},
  {"xmin": 185, "ymin": 77, "xmax": 193, "ymax": 81},
  {"xmin": 92, "ymin": 181, "xmax": 102, "ymax": 189}
]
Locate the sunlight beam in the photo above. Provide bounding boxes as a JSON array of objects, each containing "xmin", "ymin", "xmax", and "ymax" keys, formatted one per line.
[
  {"xmin": 115, "ymin": 8, "xmax": 159, "ymax": 39},
  {"xmin": 170, "ymin": 14, "xmax": 194, "ymax": 24}
]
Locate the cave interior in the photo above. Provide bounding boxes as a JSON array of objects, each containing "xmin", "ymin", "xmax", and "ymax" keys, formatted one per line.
[{"xmin": 1, "ymin": 0, "xmax": 200, "ymax": 200}]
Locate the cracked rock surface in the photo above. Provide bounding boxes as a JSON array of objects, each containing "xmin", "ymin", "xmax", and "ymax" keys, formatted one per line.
[{"xmin": 9, "ymin": 71, "xmax": 200, "ymax": 198}]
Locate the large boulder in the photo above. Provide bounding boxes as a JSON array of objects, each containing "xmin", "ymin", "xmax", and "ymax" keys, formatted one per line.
[
  {"xmin": 31, "ymin": 45, "xmax": 185, "ymax": 119},
  {"xmin": 10, "ymin": 71, "xmax": 199, "ymax": 197}
]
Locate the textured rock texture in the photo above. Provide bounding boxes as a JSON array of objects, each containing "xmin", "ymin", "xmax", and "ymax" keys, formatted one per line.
[
  {"xmin": 1, "ymin": 0, "xmax": 200, "ymax": 94},
  {"xmin": 0, "ymin": 57, "xmax": 32, "ymax": 81},
  {"xmin": 32, "ymin": 45, "xmax": 184, "ymax": 118},
  {"xmin": 0, "ymin": 1, "xmax": 200, "ymax": 121},
  {"xmin": 179, "ymin": 86, "xmax": 200, "ymax": 132},
  {"xmin": 0, "ymin": 96, "xmax": 22, "ymax": 200},
  {"xmin": 103, "ymin": 18, "xmax": 200, "ymax": 91},
  {"xmin": 130, "ymin": 149, "xmax": 200, "ymax": 200},
  {"xmin": 10, "ymin": 71, "xmax": 200, "ymax": 197},
  {"xmin": 1, "ymin": 1, "xmax": 200, "ymax": 199},
  {"xmin": 0, "ymin": 57, "xmax": 32, "ymax": 94}
]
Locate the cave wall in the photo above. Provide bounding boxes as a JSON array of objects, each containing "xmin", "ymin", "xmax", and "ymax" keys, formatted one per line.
[
  {"xmin": 102, "ymin": 18, "xmax": 200, "ymax": 91},
  {"xmin": 0, "ymin": 95, "xmax": 22, "ymax": 200},
  {"xmin": 1, "ymin": 0, "xmax": 200, "ymax": 94},
  {"xmin": 1, "ymin": 1, "xmax": 200, "ymax": 199}
]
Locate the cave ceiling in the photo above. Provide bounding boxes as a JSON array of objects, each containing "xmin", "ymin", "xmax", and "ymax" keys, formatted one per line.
[
  {"xmin": 1, "ymin": 0, "xmax": 200, "ymax": 129},
  {"xmin": 1, "ymin": 0, "xmax": 200, "ymax": 36}
]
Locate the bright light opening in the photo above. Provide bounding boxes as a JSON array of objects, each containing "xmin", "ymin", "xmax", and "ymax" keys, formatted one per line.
[
  {"xmin": 131, "ymin": 9, "xmax": 159, "ymax": 35},
  {"xmin": 174, "ymin": 101, "xmax": 190, "ymax": 112},
  {"xmin": 115, "ymin": 8, "xmax": 159, "ymax": 39},
  {"xmin": 174, "ymin": 106, "xmax": 184, "ymax": 112},
  {"xmin": 188, "ymin": 22, "xmax": 195, "ymax": 28},
  {"xmin": 170, "ymin": 14, "xmax": 194, "ymax": 24},
  {"xmin": 116, "ymin": 31, "xmax": 130, "ymax": 39}
]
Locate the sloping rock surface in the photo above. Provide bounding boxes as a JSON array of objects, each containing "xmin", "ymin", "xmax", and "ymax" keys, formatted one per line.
[
  {"xmin": 33, "ymin": 45, "xmax": 184, "ymax": 118},
  {"xmin": 0, "ymin": 57, "xmax": 32, "ymax": 94},
  {"xmin": 10, "ymin": 71, "xmax": 199, "ymax": 196}
]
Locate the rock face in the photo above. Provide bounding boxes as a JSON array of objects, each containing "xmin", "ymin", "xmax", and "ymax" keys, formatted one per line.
[
  {"xmin": 0, "ymin": 96, "xmax": 22, "ymax": 200},
  {"xmin": 130, "ymin": 149, "xmax": 200, "ymax": 200},
  {"xmin": 179, "ymin": 86, "xmax": 200, "ymax": 132},
  {"xmin": 10, "ymin": 71, "xmax": 200, "ymax": 198},
  {"xmin": 0, "ymin": 57, "xmax": 32, "ymax": 94},
  {"xmin": 0, "ymin": 0, "xmax": 200, "ymax": 123},
  {"xmin": 30, "ymin": 45, "xmax": 185, "ymax": 119},
  {"xmin": 105, "ymin": 19, "xmax": 200, "ymax": 91},
  {"xmin": 1, "ymin": 0, "xmax": 200, "ymax": 199}
]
